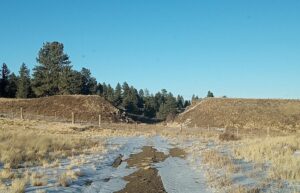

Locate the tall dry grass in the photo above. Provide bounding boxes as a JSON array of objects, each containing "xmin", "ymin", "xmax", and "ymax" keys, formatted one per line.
[
  {"xmin": 234, "ymin": 135, "xmax": 300, "ymax": 181},
  {"xmin": 0, "ymin": 130, "xmax": 100, "ymax": 169}
]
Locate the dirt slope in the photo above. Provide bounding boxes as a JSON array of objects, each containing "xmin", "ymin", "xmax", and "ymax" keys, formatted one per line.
[
  {"xmin": 176, "ymin": 98, "xmax": 300, "ymax": 131},
  {"xmin": 0, "ymin": 95, "xmax": 124, "ymax": 123}
]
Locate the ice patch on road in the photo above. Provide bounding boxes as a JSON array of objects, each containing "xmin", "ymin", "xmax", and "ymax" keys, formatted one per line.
[{"xmin": 155, "ymin": 157, "xmax": 211, "ymax": 193}]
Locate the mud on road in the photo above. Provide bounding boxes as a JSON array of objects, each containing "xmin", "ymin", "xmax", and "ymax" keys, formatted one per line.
[{"xmin": 115, "ymin": 146, "xmax": 186, "ymax": 193}]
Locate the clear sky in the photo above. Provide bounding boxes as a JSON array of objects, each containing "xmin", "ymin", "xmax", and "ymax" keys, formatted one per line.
[{"xmin": 0, "ymin": 0, "xmax": 299, "ymax": 99}]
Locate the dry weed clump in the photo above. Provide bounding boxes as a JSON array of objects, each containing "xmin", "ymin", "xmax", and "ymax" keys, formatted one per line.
[
  {"xmin": 202, "ymin": 150, "xmax": 238, "ymax": 173},
  {"xmin": 230, "ymin": 185, "xmax": 260, "ymax": 193},
  {"xmin": 0, "ymin": 178, "xmax": 28, "ymax": 193},
  {"xmin": 58, "ymin": 173, "xmax": 72, "ymax": 187},
  {"xmin": 234, "ymin": 135, "xmax": 300, "ymax": 181},
  {"xmin": 219, "ymin": 132, "xmax": 240, "ymax": 141},
  {"xmin": 0, "ymin": 168, "xmax": 15, "ymax": 179},
  {"xmin": 30, "ymin": 172, "xmax": 47, "ymax": 187}
]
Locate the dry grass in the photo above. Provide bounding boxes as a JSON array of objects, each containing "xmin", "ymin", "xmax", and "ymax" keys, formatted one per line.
[
  {"xmin": 0, "ymin": 95, "xmax": 122, "ymax": 123},
  {"xmin": 0, "ymin": 178, "xmax": 28, "ymax": 193},
  {"xmin": 230, "ymin": 186, "xmax": 260, "ymax": 193},
  {"xmin": 219, "ymin": 132, "xmax": 240, "ymax": 141},
  {"xmin": 202, "ymin": 150, "xmax": 238, "ymax": 173},
  {"xmin": 58, "ymin": 173, "xmax": 72, "ymax": 187},
  {"xmin": 234, "ymin": 135, "xmax": 300, "ymax": 181},
  {"xmin": 30, "ymin": 172, "xmax": 47, "ymax": 187},
  {"xmin": 0, "ymin": 118, "xmax": 104, "ymax": 169},
  {"xmin": 0, "ymin": 130, "xmax": 98, "ymax": 169},
  {"xmin": 0, "ymin": 168, "xmax": 15, "ymax": 179},
  {"xmin": 177, "ymin": 98, "xmax": 300, "ymax": 131}
]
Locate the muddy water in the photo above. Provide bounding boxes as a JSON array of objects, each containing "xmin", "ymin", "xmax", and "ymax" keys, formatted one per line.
[{"xmin": 115, "ymin": 146, "xmax": 185, "ymax": 193}]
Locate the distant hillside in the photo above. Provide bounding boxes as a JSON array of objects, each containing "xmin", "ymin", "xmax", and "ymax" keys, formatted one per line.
[
  {"xmin": 176, "ymin": 98, "xmax": 300, "ymax": 131},
  {"xmin": 0, "ymin": 95, "xmax": 126, "ymax": 123}
]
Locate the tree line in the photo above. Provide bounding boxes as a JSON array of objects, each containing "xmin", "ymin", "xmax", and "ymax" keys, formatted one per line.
[{"xmin": 0, "ymin": 41, "xmax": 198, "ymax": 120}]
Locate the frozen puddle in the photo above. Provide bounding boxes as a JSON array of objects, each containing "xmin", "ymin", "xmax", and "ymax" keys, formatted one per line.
[
  {"xmin": 155, "ymin": 157, "xmax": 211, "ymax": 193},
  {"xmin": 24, "ymin": 135, "xmax": 211, "ymax": 193}
]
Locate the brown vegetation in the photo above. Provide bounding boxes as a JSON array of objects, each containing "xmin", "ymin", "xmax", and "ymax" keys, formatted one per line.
[
  {"xmin": 177, "ymin": 98, "xmax": 300, "ymax": 131},
  {"xmin": 234, "ymin": 135, "xmax": 300, "ymax": 181},
  {"xmin": 0, "ymin": 95, "xmax": 124, "ymax": 123},
  {"xmin": 219, "ymin": 132, "xmax": 240, "ymax": 141},
  {"xmin": 0, "ymin": 118, "xmax": 104, "ymax": 169}
]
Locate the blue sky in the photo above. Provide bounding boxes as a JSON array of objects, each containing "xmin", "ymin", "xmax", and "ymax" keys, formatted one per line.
[{"xmin": 0, "ymin": 0, "xmax": 299, "ymax": 99}]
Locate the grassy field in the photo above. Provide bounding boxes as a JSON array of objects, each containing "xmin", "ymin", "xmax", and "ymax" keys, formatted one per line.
[
  {"xmin": 0, "ymin": 95, "xmax": 123, "ymax": 123},
  {"xmin": 0, "ymin": 115, "xmax": 299, "ymax": 192},
  {"xmin": 0, "ymin": 118, "xmax": 159, "ymax": 193},
  {"xmin": 177, "ymin": 98, "xmax": 300, "ymax": 131}
]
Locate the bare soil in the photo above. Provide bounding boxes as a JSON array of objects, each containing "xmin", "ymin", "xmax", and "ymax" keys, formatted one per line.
[{"xmin": 116, "ymin": 146, "xmax": 186, "ymax": 193}]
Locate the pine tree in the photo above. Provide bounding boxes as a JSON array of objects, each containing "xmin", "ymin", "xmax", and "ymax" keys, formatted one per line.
[
  {"xmin": 113, "ymin": 83, "xmax": 122, "ymax": 107},
  {"xmin": 106, "ymin": 84, "xmax": 115, "ymax": 102},
  {"xmin": 102, "ymin": 83, "xmax": 108, "ymax": 99},
  {"xmin": 122, "ymin": 86, "xmax": 139, "ymax": 113},
  {"xmin": 32, "ymin": 42, "xmax": 71, "ymax": 97},
  {"xmin": 207, "ymin": 91, "xmax": 214, "ymax": 98},
  {"xmin": 144, "ymin": 95, "xmax": 157, "ymax": 118},
  {"xmin": 157, "ymin": 92, "xmax": 178, "ymax": 120},
  {"xmin": 68, "ymin": 70, "xmax": 83, "ymax": 94},
  {"xmin": 0, "ymin": 63, "xmax": 10, "ymax": 97},
  {"xmin": 58, "ymin": 65, "xmax": 74, "ymax": 94},
  {"xmin": 7, "ymin": 73, "xmax": 18, "ymax": 98},
  {"xmin": 96, "ymin": 83, "xmax": 103, "ymax": 95},
  {"xmin": 80, "ymin": 68, "xmax": 97, "ymax": 95},
  {"xmin": 16, "ymin": 63, "xmax": 32, "ymax": 98},
  {"xmin": 177, "ymin": 95, "xmax": 184, "ymax": 109}
]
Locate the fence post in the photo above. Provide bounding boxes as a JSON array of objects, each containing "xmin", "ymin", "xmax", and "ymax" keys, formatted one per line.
[
  {"xmin": 99, "ymin": 114, "xmax": 101, "ymax": 127},
  {"xmin": 20, "ymin": 108, "xmax": 23, "ymax": 120},
  {"xmin": 72, "ymin": 112, "xmax": 74, "ymax": 124},
  {"xmin": 180, "ymin": 123, "xmax": 183, "ymax": 133},
  {"xmin": 55, "ymin": 112, "xmax": 57, "ymax": 120}
]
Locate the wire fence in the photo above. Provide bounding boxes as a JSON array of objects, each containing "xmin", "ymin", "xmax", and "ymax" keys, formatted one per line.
[
  {"xmin": 0, "ymin": 109, "xmax": 167, "ymax": 131},
  {"xmin": 0, "ymin": 109, "xmax": 285, "ymax": 137},
  {"xmin": 0, "ymin": 109, "xmax": 107, "ymax": 127}
]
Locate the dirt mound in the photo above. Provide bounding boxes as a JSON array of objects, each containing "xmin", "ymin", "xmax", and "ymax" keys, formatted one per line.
[
  {"xmin": 0, "ymin": 95, "xmax": 126, "ymax": 123},
  {"xmin": 176, "ymin": 98, "xmax": 300, "ymax": 131}
]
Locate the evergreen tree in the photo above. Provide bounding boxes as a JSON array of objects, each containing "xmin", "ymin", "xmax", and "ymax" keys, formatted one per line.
[
  {"xmin": 7, "ymin": 73, "xmax": 18, "ymax": 98},
  {"xmin": 80, "ymin": 68, "xmax": 97, "ymax": 94},
  {"xmin": 157, "ymin": 92, "xmax": 177, "ymax": 120},
  {"xmin": 32, "ymin": 42, "xmax": 71, "ymax": 96},
  {"xmin": 184, "ymin": 100, "xmax": 191, "ymax": 108},
  {"xmin": 96, "ymin": 83, "xmax": 103, "ymax": 95},
  {"xmin": 58, "ymin": 65, "xmax": 74, "ymax": 94},
  {"xmin": 137, "ymin": 89, "xmax": 144, "ymax": 111},
  {"xmin": 122, "ymin": 86, "xmax": 139, "ymax": 113},
  {"xmin": 113, "ymin": 83, "xmax": 122, "ymax": 107},
  {"xmin": 102, "ymin": 83, "xmax": 108, "ymax": 98},
  {"xmin": 207, "ymin": 90, "xmax": 214, "ymax": 98},
  {"xmin": 0, "ymin": 63, "xmax": 10, "ymax": 97},
  {"xmin": 122, "ymin": 82, "xmax": 130, "ymax": 98},
  {"xmin": 106, "ymin": 84, "xmax": 115, "ymax": 102},
  {"xmin": 59, "ymin": 67, "xmax": 83, "ymax": 94},
  {"xmin": 16, "ymin": 63, "xmax": 32, "ymax": 98},
  {"xmin": 138, "ymin": 89, "xmax": 144, "ymax": 98},
  {"xmin": 143, "ymin": 94, "xmax": 157, "ymax": 118},
  {"xmin": 176, "ymin": 95, "xmax": 184, "ymax": 109}
]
